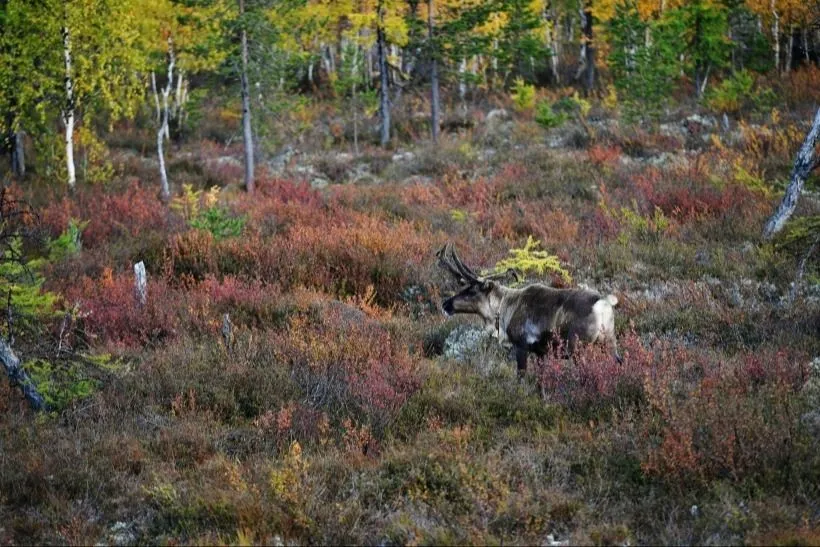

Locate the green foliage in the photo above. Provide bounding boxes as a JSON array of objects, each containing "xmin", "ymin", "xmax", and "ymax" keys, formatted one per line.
[
  {"xmin": 190, "ymin": 207, "xmax": 246, "ymax": 241},
  {"xmin": 672, "ymin": 0, "xmax": 731, "ymax": 96},
  {"xmin": 775, "ymin": 215, "xmax": 820, "ymax": 256},
  {"xmin": 707, "ymin": 69, "xmax": 776, "ymax": 113},
  {"xmin": 491, "ymin": 0, "xmax": 549, "ymax": 82},
  {"xmin": 22, "ymin": 358, "xmax": 99, "ymax": 411},
  {"xmin": 534, "ymin": 99, "xmax": 568, "ymax": 129},
  {"xmin": 48, "ymin": 218, "xmax": 89, "ymax": 261},
  {"xmin": 510, "ymin": 78, "xmax": 536, "ymax": 112},
  {"xmin": 170, "ymin": 184, "xmax": 244, "ymax": 240},
  {"xmin": 490, "ymin": 235, "xmax": 571, "ymax": 283},
  {"xmin": 607, "ymin": 1, "xmax": 682, "ymax": 122},
  {"xmin": 0, "ymin": 237, "xmax": 59, "ymax": 324},
  {"xmin": 170, "ymin": 184, "xmax": 217, "ymax": 222}
]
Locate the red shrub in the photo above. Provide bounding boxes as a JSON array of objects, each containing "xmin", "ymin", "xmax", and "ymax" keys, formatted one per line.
[
  {"xmin": 535, "ymin": 331, "xmax": 654, "ymax": 414},
  {"xmin": 629, "ymin": 168, "xmax": 768, "ymax": 222},
  {"xmin": 641, "ymin": 346, "xmax": 809, "ymax": 486},
  {"xmin": 62, "ymin": 268, "xmax": 180, "ymax": 350},
  {"xmin": 40, "ymin": 180, "xmax": 171, "ymax": 247}
]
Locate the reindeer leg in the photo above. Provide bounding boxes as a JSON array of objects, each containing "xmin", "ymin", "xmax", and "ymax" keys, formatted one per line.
[
  {"xmin": 612, "ymin": 335, "xmax": 623, "ymax": 364},
  {"xmin": 515, "ymin": 346, "xmax": 529, "ymax": 377}
]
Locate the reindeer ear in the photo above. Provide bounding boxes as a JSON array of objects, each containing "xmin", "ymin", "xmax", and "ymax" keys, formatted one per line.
[{"xmin": 480, "ymin": 280, "xmax": 495, "ymax": 292}]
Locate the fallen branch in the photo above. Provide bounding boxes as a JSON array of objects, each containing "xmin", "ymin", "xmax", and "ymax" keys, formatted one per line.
[
  {"xmin": 763, "ymin": 106, "xmax": 820, "ymax": 240},
  {"xmin": 0, "ymin": 336, "xmax": 47, "ymax": 411}
]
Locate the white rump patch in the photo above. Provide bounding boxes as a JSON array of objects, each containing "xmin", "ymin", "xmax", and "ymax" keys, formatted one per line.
[
  {"xmin": 592, "ymin": 298, "xmax": 616, "ymax": 341},
  {"xmin": 524, "ymin": 320, "xmax": 540, "ymax": 344}
]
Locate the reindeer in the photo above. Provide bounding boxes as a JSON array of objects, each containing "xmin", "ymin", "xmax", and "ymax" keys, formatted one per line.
[{"xmin": 437, "ymin": 243, "xmax": 621, "ymax": 374}]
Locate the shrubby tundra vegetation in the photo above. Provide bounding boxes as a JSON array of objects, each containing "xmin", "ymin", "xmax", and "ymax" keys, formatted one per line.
[{"xmin": 1, "ymin": 0, "xmax": 820, "ymax": 544}]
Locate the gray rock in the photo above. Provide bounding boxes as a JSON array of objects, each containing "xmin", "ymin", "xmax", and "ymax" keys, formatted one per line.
[
  {"xmin": 685, "ymin": 114, "xmax": 718, "ymax": 129},
  {"xmin": 269, "ymin": 144, "xmax": 298, "ymax": 173},
  {"xmin": 400, "ymin": 175, "xmax": 434, "ymax": 186},
  {"xmin": 108, "ymin": 522, "xmax": 136, "ymax": 547},
  {"xmin": 486, "ymin": 108, "xmax": 510, "ymax": 122},
  {"xmin": 391, "ymin": 151, "xmax": 416, "ymax": 163},
  {"xmin": 310, "ymin": 177, "xmax": 329, "ymax": 189},
  {"xmin": 443, "ymin": 324, "xmax": 511, "ymax": 374}
]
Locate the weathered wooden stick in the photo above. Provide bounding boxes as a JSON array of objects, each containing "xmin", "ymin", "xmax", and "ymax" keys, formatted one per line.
[
  {"xmin": 763, "ymin": 107, "xmax": 820, "ymax": 240},
  {"xmin": 134, "ymin": 261, "xmax": 147, "ymax": 307},
  {"xmin": 0, "ymin": 337, "xmax": 47, "ymax": 411},
  {"xmin": 221, "ymin": 313, "xmax": 234, "ymax": 353}
]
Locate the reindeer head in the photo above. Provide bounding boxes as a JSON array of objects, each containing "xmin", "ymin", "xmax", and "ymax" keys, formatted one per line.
[{"xmin": 436, "ymin": 243, "xmax": 518, "ymax": 318}]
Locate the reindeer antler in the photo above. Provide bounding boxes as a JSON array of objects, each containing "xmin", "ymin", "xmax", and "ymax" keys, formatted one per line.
[
  {"xmin": 484, "ymin": 268, "xmax": 520, "ymax": 284},
  {"xmin": 448, "ymin": 245, "xmax": 481, "ymax": 282},
  {"xmin": 437, "ymin": 243, "xmax": 479, "ymax": 284}
]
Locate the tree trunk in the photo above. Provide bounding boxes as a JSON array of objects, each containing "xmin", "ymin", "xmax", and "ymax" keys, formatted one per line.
[
  {"xmin": 580, "ymin": 4, "xmax": 595, "ymax": 95},
  {"xmin": 771, "ymin": 0, "xmax": 780, "ymax": 72},
  {"xmin": 239, "ymin": 0, "xmax": 255, "ymax": 193},
  {"xmin": 61, "ymin": 25, "xmax": 76, "ymax": 190},
  {"xmin": 545, "ymin": 9, "xmax": 560, "ymax": 85},
  {"xmin": 763, "ymin": 106, "xmax": 820, "ymax": 239},
  {"xmin": 156, "ymin": 38, "xmax": 175, "ymax": 202},
  {"xmin": 11, "ymin": 130, "xmax": 25, "ymax": 179},
  {"xmin": 428, "ymin": 0, "xmax": 440, "ymax": 144},
  {"xmin": 0, "ymin": 336, "xmax": 47, "ymax": 411},
  {"xmin": 366, "ymin": 36, "xmax": 374, "ymax": 89},
  {"xmin": 352, "ymin": 45, "xmax": 360, "ymax": 155},
  {"xmin": 377, "ymin": 0, "xmax": 391, "ymax": 147},
  {"xmin": 171, "ymin": 70, "xmax": 187, "ymax": 140},
  {"xmin": 458, "ymin": 57, "xmax": 468, "ymax": 109},
  {"xmin": 786, "ymin": 25, "xmax": 794, "ymax": 73},
  {"xmin": 803, "ymin": 27, "xmax": 810, "ymax": 62}
]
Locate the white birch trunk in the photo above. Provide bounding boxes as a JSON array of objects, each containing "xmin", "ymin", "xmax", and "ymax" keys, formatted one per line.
[
  {"xmin": 377, "ymin": 0, "xmax": 390, "ymax": 147},
  {"xmin": 545, "ymin": 12, "xmax": 560, "ymax": 84},
  {"xmin": 771, "ymin": 0, "xmax": 780, "ymax": 72},
  {"xmin": 763, "ymin": 107, "xmax": 820, "ymax": 239},
  {"xmin": 786, "ymin": 25, "xmax": 794, "ymax": 72},
  {"xmin": 0, "ymin": 337, "xmax": 47, "ymax": 411},
  {"xmin": 458, "ymin": 57, "xmax": 467, "ymax": 107},
  {"xmin": 61, "ymin": 25, "xmax": 76, "ymax": 190},
  {"xmin": 428, "ymin": 0, "xmax": 440, "ymax": 144},
  {"xmin": 803, "ymin": 27, "xmax": 810, "ymax": 62},
  {"xmin": 239, "ymin": 0, "xmax": 255, "ymax": 193},
  {"xmin": 157, "ymin": 38, "xmax": 175, "ymax": 202},
  {"xmin": 352, "ymin": 45, "xmax": 360, "ymax": 155},
  {"xmin": 11, "ymin": 130, "xmax": 25, "ymax": 179}
]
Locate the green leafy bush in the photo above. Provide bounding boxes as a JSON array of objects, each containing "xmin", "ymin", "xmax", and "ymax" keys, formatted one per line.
[
  {"xmin": 534, "ymin": 99, "xmax": 568, "ymax": 129},
  {"xmin": 510, "ymin": 78, "xmax": 536, "ymax": 112},
  {"xmin": 47, "ymin": 218, "xmax": 89, "ymax": 261},
  {"xmin": 707, "ymin": 69, "xmax": 775, "ymax": 113},
  {"xmin": 22, "ymin": 359, "xmax": 99, "ymax": 411},
  {"xmin": 190, "ymin": 207, "xmax": 246, "ymax": 241},
  {"xmin": 0, "ymin": 237, "xmax": 59, "ymax": 324}
]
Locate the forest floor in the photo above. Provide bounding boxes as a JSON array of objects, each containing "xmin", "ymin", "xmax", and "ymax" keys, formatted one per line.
[{"xmin": 1, "ymin": 93, "xmax": 820, "ymax": 545}]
